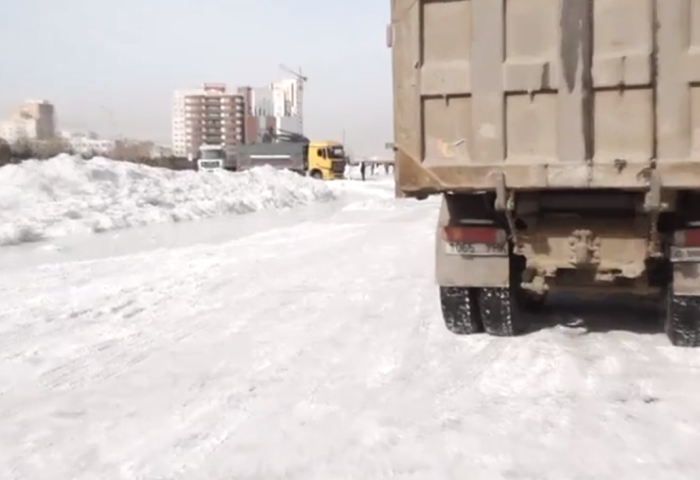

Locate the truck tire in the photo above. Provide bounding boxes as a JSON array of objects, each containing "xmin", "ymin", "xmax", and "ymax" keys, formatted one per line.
[
  {"xmin": 478, "ymin": 288, "xmax": 522, "ymax": 336},
  {"xmin": 310, "ymin": 170, "xmax": 323, "ymax": 179},
  {"xmin": 439, "ymin": 286, "xmax": 483, "ymax": 334},
  {"xmin": 664, "ymin": 288, "xmax": 700, "ymax": 347},
  {"xmin": 477, "ymin": 253, "xmax": 529, "ymax": 336}
]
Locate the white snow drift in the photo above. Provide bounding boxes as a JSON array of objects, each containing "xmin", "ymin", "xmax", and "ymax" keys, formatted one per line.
[
  {"xmin": 3, "ymin": 184, "xmax": 700, "ymax": 478},
  {"xmin": 0, "ymin": 155, "xmax": 336, "ymax": 246}
]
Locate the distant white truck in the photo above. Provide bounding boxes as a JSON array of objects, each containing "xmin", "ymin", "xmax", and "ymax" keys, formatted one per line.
[{"xmin": 196, "ymin": 145, "xmax": 225, "ymax": 172}]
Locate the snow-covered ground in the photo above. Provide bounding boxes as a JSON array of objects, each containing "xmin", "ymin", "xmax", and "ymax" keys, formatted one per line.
[
  {"xmin": 1, "ymin": 163, "xmax": 700, "ymax": 479},
  {"xmin": 0, "ymin": 155, "xmax": 336, "ymax": 247}
]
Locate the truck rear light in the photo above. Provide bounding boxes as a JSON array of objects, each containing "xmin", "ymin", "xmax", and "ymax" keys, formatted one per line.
[
  {"xmin": 441, "ymin": 226, "xmax": 506, "ymax": 244},
  {"xmin": 674, "ymin": 229, "xmax": 700, "ymax": 247}
]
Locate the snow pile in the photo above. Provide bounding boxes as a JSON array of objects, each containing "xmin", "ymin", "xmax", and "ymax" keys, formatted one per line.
[{"xmin": 0, "ymin": 155, "xmax": 336, "ymax": 246}]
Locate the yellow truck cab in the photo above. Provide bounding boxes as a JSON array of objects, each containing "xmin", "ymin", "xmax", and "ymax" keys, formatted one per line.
[{"xmin": 307, "ymin": 141, "xmax": 346, "ymax": 180}]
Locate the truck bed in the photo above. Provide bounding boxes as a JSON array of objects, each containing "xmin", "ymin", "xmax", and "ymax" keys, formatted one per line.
[
  {"xmin": 390, "ymin": 0, "xmax": 700, "ymax": 196},
  {"xmin": 234, "ymin": 143, "xmax": 306, "ymax": 173}
]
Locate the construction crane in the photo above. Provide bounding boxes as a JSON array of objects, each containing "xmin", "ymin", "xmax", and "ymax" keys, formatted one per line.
[{"xmin": 279, "ymin": 64, "xmax": 308, "ymax": 90}]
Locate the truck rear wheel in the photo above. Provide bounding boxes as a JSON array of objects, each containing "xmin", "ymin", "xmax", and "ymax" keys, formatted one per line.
[
  {"xmin": 664, "ymin": 288, "xmax": 700, "ymax": 347},
  {"xmin": 439, "ymin": 286, "xmax": 483, "ymax": 334},
  {"xmin": 478, "ymin": 288, "xmax": 527, "ymax": 336},
  {"xmin": 477, "ymin": 253, "xmax": 529, "ymax": 336}
]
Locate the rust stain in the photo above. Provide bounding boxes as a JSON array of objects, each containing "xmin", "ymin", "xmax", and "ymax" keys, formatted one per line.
[{"xmin": 437, "ymin": 139, "xmax": 456, "ymax": 158}]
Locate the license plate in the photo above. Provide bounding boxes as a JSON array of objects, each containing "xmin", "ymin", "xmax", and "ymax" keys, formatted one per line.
[
  {"xmin": 670, "ymin": 247, "xmax": 700, "ymax": 262},
  {"xmin": 444, "ymin": 242, "xmax": 508, "ymax": 256}
]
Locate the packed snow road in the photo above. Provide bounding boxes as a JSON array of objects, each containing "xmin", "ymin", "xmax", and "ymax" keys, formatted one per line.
[{"xmin": 1, "ymin": 181, "xmax": 700, "ymax": 479}]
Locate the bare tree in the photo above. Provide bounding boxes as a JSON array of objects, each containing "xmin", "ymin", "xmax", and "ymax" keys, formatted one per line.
[
  {"xmin": 8, "ymin": 137, "xmax": 72, "ymax": 160},
  {"xmin": 109, "ymin": 139, "xmax": 156, "ymax": 163},
  {"xmin": 0, "ymin": 139, "xmax": 12, "ymax": 166},
  {"xmin": 0, "ymin": 136, "xmax": 197, "ymax": 171},
  {"xmin": 32, "ymin": 137, "xmax": 73, "ymax": 158}
]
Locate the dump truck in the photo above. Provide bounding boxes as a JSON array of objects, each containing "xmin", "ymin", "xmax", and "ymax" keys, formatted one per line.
[
  {"xmin": 194, "ymin": 130, "xmax": 347, "ymax": 179},
  {"xmin": 389, "ymin": 0, "xmax": 700, "ymax": 347},
  {"xmin": 257, "ymin": 129, "xmax": 346, "ymax": 179},
  {"xmin": 235, "ymin": 141, "xmax": 307, "ymax": 175}
]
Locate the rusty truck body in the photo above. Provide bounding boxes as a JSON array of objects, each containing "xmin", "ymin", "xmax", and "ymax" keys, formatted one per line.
[{"xmin": 389, "ymin": 0, "xmax": 700, "ymax": 346}]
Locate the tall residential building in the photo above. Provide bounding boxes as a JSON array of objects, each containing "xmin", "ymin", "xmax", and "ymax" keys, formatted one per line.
[
  {"xmin": 0, "ymin": 99, "xmax": 56, "ymax": 142},
  {"xmin": 239, "ymin": 78, "xmax": 304, "ymax": 142},
  {"xmin": 0, "ymin": 117, "xmax": 37, "ymax": 142},
  {"xmin": 237, "ymin": 86, "xmax": 276, "ymax": 144},
  {"xmin": 274, "ymin": 78, "xmax": 303, "ymax": 134},
  {"xmin": 272, "ymin": 78, "xmax": 303, "ymax": 121},
  {"xmin": 171, "ymin": 83, "xmax": 245, "ymax": 157},
  {"xmin": 18, "ymin": 100, "xmax": 56, "ymax": 139}
]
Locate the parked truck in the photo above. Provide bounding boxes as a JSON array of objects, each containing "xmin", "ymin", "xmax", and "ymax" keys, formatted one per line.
[
  {"xmin": 241, "ymin": 129, "xmax": 346, "ymax": 179},
  {"xmin": 195, "ymin": 130, "xmax": 347, "ymax": 179},
  {"xmin": 196, "ymin": 144, "xmax": 226, "ymax": 172},
  {"xmin": 389, "ymin": 0, "xmax": 700, "ymax": 347},
  {"xmin": 235, "ymin": 141, "xmax": 307, "ymax": 175},
  {"xmin": 305, "ymin": 140, "xmax": 347, "ymax": 180}
]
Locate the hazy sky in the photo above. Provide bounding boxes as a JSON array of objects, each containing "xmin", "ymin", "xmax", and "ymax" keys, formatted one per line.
[{"xmin": 0, "ymin": 0, "xmax": 393, "ymax": 155}]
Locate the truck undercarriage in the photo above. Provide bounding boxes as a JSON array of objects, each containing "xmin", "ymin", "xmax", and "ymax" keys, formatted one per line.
[{"xmin": 435, "ymin": 186, "xmax": 700, "ymax": 347}]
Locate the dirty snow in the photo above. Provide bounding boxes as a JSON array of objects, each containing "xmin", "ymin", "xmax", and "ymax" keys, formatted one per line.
[
  {"xmin": 2, "ymin": 176, "xmax": 700, "ymax": 479},
  {"xmin": 0, "ymin": 155, "xmax": 336, "ymax": 246}
]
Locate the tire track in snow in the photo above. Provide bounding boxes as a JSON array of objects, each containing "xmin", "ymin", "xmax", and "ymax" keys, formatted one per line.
[
  {"xmin": 0, "ymin": 199, "xmax": 419, "ymax": 478},
  {"xmin": 3, "ymin": 190, "xmax": 700, "ymax": 478},
  {"xmin": 154, "ymin": 202, "xmax": 443, "ymax": 477}
]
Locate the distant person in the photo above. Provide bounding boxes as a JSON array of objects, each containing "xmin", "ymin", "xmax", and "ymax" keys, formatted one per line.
[{"xmin": 360, "ymin": 162, "xmax": 366, "ymax": 181}]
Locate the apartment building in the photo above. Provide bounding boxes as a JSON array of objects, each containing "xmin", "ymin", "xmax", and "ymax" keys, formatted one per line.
[
  {"xmin": 0, "ymin": 117, "xmax": 37, "ymax": 142},
  {"xmin": 272, "ymin": 78, "xmax": 303, "ymax": 120},
  {"xmin": 171, "ymin": 83, "xmax": 245, "ymax": 157},
  {"xmin": 18, "ymin": 100, "xmax": 56, "ymax": 139},
  {"xmin": 237, "ymin": 86, "xmax": 275, "ymax": 143},
  {"xmin": 60, "ymin": 131, "xmax": 114, "ymax": 155},
  {"xmin": 273, "ymin": 78, "xmax": 303, "ymax": 134},
  {"xmin": 0, "ymin": 99, "xmax": 56, "ymax": 143},
  {"xmin": 237, "ymin": 78, "xmax": 304, "ymax": 143}
]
